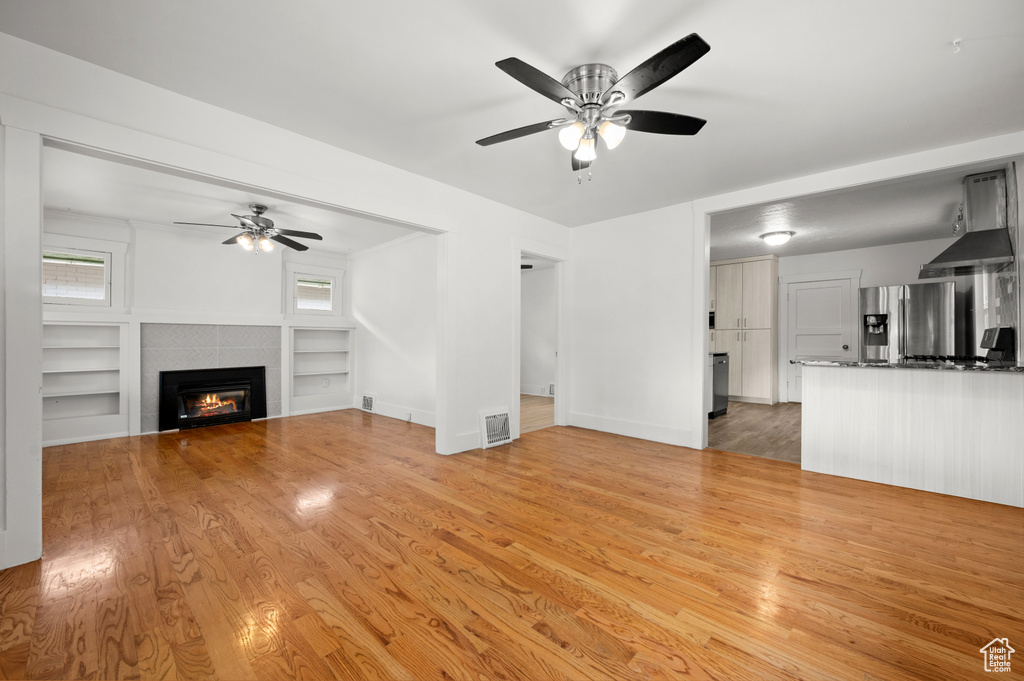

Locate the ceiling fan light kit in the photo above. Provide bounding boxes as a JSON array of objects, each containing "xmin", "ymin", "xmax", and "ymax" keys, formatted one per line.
[
  {"xmin": 476, "ymin": 33, "xmax": 711, "ymax": 171},
  {"xmin": 174, "ymin": 203, "xmax": 324, "ymax": 253}
]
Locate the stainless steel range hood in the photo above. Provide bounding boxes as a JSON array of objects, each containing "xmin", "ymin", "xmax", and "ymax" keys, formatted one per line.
[{"xmin": 919, "ymin": 170, "xmax": 1015, "ymax": 279}]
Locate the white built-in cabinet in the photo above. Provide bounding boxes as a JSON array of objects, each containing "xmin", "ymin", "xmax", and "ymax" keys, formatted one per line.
[
  {"xmin": 42, "ymin": 322, "xmax": 129, "ymax": 445},
  {"xmin": 710, "ymin": 255, "xmax": 778, "ymax": 404},
  {"xmin": 290, "ymin": 327, "xmax": 353, "ymax": 415}
]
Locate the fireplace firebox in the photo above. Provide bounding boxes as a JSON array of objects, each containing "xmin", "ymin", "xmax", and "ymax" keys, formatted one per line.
[{"xmin": 159, "ymin": 366, "xmax": 267, "ymax": 431}]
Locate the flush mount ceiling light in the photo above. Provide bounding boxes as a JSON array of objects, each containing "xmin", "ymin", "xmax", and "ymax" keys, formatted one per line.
[
  {"xmin": 475, "ymin": 34, "xmax": 711, "ymax": 171},
  {"xmin": 174, "ymin": 204, "xmax": 324, "ymax": 253},
  {"xmin": 760, "ymin": 231, "xmax": 795, "ymax": 246}
]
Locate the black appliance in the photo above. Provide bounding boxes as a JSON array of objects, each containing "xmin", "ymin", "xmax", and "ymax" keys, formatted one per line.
[
  {"xmin": 709, "ymin": 352, "xmax": 728, "ymax": 418},
  {"xmin": 980, "ymin": 327, "xmax": 1015, "ymax": 364}
]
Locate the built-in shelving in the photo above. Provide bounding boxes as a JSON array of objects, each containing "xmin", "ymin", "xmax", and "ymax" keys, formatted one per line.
[
  {"xmin": 290, "ymin": 327, "xmax": 353, "ymax": 414},
  {"xmin": 42, "ymin": 323, "xmax": 129, "ymax": 444}
]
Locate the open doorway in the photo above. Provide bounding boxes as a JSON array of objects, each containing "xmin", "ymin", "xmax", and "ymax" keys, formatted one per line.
[{"xmin": 519, "ymin": 253, "xmax": 558, "ymax": 433}]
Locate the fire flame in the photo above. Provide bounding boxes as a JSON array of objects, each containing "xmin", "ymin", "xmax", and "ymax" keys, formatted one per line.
[{"xmin": 197, "ymin": 393, "xmax": 237, "ymax": 415}]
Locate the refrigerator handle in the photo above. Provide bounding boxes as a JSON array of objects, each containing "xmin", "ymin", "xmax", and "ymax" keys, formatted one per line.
[{"xmin": 898, "ymin": 285, "xmax": 906, "ymax": 361}]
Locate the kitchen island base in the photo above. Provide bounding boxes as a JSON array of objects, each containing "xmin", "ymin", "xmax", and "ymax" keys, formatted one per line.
[{"xmin": 802, "ymin": 364, "xmax": 1023, "ymax": 507}]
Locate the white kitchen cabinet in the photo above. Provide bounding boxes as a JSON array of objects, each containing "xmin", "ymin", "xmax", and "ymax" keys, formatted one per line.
[
  {"xmin": 709, "ymin": 265, "xmax": 718, "ymax": 312},
  {"xmin": 741, "ymin": 329, "xmax": 772, "ymax": 400},
  {"xmin": 742, "ymin": 259, "xmax": 774, "ymax": 329},
  {"xmin": 715, "ymin": 263, "xmax": 743, "ymax": 330},
  {"xmin": 710, "ymin": 255, "xmax": 778, "ymax": 404}
]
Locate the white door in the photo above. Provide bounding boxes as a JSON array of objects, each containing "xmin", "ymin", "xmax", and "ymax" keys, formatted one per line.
[{"xmin": 786, "ymin": 278, "xmax": 853, "ymax": 402}]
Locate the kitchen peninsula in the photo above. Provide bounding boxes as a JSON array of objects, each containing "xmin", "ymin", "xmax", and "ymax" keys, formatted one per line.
[{"xmin": 798, "ymin": 360, "xmax": 1024, "ymax": 508}]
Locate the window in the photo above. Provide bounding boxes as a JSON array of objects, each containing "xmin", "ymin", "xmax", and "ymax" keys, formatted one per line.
[
  {"xmin": 285, "ymin": 264, "xmax": 344, "ymax": 317},
  {"xmin": 42, "ymin": 249, "xmax": 111, "ymax": 306},
  {"xmin": 296, "ymin": 277, "xmax": 334, "ymax": 311}
]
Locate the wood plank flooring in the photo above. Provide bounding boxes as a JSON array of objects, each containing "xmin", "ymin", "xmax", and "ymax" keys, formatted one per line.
[
  {"xmin": 520, "ymin": 394, "xmax": 554, "ymax": 434},
  {"xmin": 1, "ymin": 410, "xmax": 1022, "ymax": 679},
  {"xmin": 708, "ymin": 401, "xmax": 802, "ymax": 463}
]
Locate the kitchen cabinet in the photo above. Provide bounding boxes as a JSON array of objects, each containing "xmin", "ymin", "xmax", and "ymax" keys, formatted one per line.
[
  {"xmin": 742, "ymin": 259, "xmax": 774, "ymax": 329},
  {"xmin": 741, "ymin": 329, "xmax": 772, "ymax": 400},
  {"xmin": 715, "ymin": 263, "xmax": 743, "ymax": 329},
  {"xmin": 709, "ymin": 266, "xmax": 718, "ymax": 312},
  {"xmin": 710, "ymin": 254, "xmax": 778, "ymax": 404}
]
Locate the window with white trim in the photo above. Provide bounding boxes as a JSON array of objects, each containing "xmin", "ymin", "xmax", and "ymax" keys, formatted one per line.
[
  {"xmin": 42, "ymin": 248, "xmax": 111, "ymax": 306},
  {"xmin": 296, "ymin": 276, "xmax": 334, "ymax": 311}
]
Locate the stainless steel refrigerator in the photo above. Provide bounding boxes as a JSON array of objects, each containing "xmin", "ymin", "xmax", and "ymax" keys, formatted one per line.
[{"xmin": 859, "ymin": 282, "xmax": 957, "ymax": 362}]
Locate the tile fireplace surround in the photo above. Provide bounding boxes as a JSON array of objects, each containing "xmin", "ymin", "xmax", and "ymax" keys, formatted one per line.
[{"xmin": 140, "ymin": 323, "xmax": 281, "ymax": 433}]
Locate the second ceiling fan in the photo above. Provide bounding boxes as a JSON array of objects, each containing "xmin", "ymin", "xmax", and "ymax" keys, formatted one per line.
[{"xmin": 476, "ymin": 33, "xmax": 710, "ymax": 170}]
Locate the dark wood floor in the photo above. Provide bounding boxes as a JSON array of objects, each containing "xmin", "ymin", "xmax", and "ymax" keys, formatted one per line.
[
  {"xmin": 1, "ymin": 410, "xmax": 1022, "ymax": 679},
  {"xmin": 708, "ymin": 401, "xmax": 802, "ymax": 463}
]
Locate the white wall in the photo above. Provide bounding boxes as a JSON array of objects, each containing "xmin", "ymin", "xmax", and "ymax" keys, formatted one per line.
[
  {"xmin": 350, "ymin": 234, "xmax": 437, "ymax": 425},
  {"xmin": 520, "ymin": 268, "xmax": 556, "ymax": 396},
  {"xmin": 569, "ymin": 203, "xmax": 700, "ymax": 446},
  {"xmin": 779, "ymin": 237, "xmax": 958, "ymax": 288},
  {"xmin": 0, "ymin": 32, "xmax": 571, "ymax": 461}
]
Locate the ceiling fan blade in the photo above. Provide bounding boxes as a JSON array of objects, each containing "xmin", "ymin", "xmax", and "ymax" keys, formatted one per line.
[
  {"xmin": 476, "ymin": 119, "xmax": 562, "ymax": 146},
  {"xmin": 619, "ymin": 110, "xmax": 706, "ymax": 135},
  {"xmin": 571, "ymin": 154, "xmax": 591, "ymax": 171},
  {"xmin": 269, "ymin": 234, "xmax": 309, "ymax": 251},
  {"xmin": 273, "ymin": 227, "xmax": 323, "ymax": 240},
  {"xmin": 231, "ymin": 213, "xmax": 259, "ymax": 229},
  {"xmin": 173, "ymin": 221, "xmax": 240, "ymax": 229},
  {"xmin": 222, "ymin": 232, "xmax": 249, "ymax": 245},
  {"xmin": 496, "ymin": 58, "xmax": 581, "ymax": 106},
  {"xmin": 601, "ymin": 33, "xmax": 710, "ymax": 106}
]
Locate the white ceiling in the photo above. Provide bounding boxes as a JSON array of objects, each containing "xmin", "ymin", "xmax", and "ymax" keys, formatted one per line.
[
  {"xmin": 42, "ymin": 145, "xmax": 417, "ymax": 254},
  {"xmin": 3, "ymin": 1, "xmax": 1024, "ymax": 248},
  {"xmin": 709, "ymin": 158, "xmax": 1013, "ymax": 260}
]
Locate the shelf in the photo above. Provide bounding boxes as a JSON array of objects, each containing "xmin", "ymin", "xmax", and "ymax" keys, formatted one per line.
[
  {"xmin": 292, "ymin": 349, "xmax": 349, "ymax": 354},
  {"xmin": 42, "ymin": 367, "xmax": 120, "ymax": 375},
  {"xmin": 293, "ymin": 370, "xmax": 349, "ymax": 376},
  {"xmin": 43, "ymin": 345, "xmax": 121, "ymax": 349},
  {"xmin": 43, "ymin": 389, "xmax": 120, "ymax": 398}
]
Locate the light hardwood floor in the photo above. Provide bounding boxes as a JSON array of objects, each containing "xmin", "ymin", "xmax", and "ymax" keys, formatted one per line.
[
  {"xmin": 519, "ymin": 394, "xmax": 554, "ymax": 434},
  {"xmin": 708, "ymin": 400, "xmax": 802, "ymax": 463},
  {"xmin": 1, "ymin": 411, "xmax": 1022, "ymax": 679}
]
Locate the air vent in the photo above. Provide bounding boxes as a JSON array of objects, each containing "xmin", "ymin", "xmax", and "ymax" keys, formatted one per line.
[
  {"xmin": 361, "ymin": 393, "xmax": 376, "ymax": 413},
  {"xmin": 480, "ymin": 409, "xmax": 512, "ymax": 448}
]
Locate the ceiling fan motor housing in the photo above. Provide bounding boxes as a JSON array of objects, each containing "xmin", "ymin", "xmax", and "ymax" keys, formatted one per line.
[{"xmin": 561, "ymin": 64, "xmax": 618, "ymax": 104}]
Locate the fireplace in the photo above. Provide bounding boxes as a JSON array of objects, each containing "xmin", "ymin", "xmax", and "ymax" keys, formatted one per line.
[{"xmin": 159, "ymin": 366, "xmax": 267, "ymax": 431}]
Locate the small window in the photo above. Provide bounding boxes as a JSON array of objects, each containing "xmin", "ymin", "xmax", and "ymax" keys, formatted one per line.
[
  {"xmin": 42, "ymin": 249, "xmax": 110, "ymax": 306},
  {"xmin": 295, "ymin": 276, "xmax": 334, "ymax": 312}
]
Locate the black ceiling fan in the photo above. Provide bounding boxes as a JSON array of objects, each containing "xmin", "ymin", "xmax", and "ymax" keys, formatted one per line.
[
  {"xmin": 174, "ymin": 204, "xmax": 323, "ymax": 252},
  {"xmin": 476, "ymin": 33, "xmax": 710, "ymax": 170}
]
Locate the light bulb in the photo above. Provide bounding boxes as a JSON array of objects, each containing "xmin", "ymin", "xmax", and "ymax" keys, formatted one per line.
[
  {"xmin": 258, "ymin": 236, "xmax": 274, "ymax": 251},
  {"xmin": 760, "ymin": 231, "xmax": 794, "ymax": 246},
  {"xmin": 237, "ymin": 233, "xmax": 254, "ymax": 251},
  {"xmin": 574, "ymin": 136, "xmax": 597, "ymax": 162},
  {"xmin": 598, "ymin": 121, "xmax": 626, "ymax": 149},
  {"xmin": 558, "ymin": 122, "xmax": 585, "ymax": 150}
]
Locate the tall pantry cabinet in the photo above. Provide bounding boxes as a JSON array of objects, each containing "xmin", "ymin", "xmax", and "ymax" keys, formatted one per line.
[{"xmin": 709, "ymin": 255, "xmax": 778, "ymax": 404}]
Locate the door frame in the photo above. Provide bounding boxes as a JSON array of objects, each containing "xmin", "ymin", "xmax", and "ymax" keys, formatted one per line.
[
  {"xmin": 778, "ymin": 269, "xmax": 861, "ymax": 403},
  {"xmin": 512, "ymin": 239, "xmax": 569, "ymax": 440}
]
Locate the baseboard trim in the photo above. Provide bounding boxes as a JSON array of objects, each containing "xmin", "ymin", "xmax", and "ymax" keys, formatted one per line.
[
  {"xmin": 520, "ymin": 384, "xmax": 552, "ymax": 397},
  {"xmin": 369, "ymin": 399, "xmax": 436, "ymax": 427},
  {"xmin": 43, "ymin": 430, "xmax": 129, "ymax": 447},
  {"xmin": 729, "ymin": 396, "xmax": 774, "ymax": 405},
  {"xmin": 568, "ymin": 411, "xmax": 697, "ymax": 448}
]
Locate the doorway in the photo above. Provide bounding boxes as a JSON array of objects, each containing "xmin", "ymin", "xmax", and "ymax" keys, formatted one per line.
[{"xmin": 519, "ymin": 253, "xmax": 559, "ymax": 434}]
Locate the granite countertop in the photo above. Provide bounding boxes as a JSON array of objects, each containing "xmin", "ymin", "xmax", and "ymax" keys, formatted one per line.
[{"xmin": 791, "ymin": 359, "xmax": 1024, "ymax": 373}]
